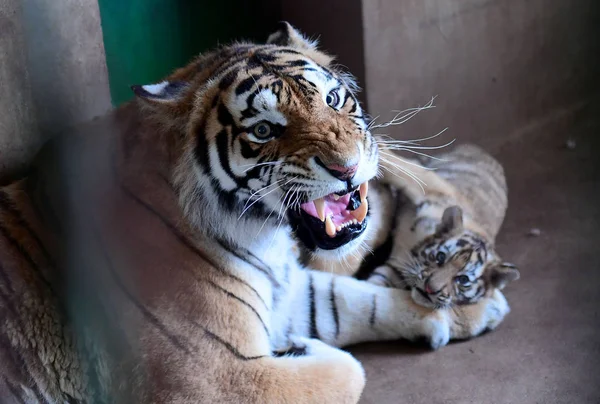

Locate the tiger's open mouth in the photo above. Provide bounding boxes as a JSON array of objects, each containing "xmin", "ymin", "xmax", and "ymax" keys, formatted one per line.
[{"xmin": 288, "ymin": 182, "xmax": 369, "ymax": 250}]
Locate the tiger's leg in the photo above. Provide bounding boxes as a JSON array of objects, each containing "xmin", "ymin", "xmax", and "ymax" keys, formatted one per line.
[
  {"xmin": 149, "ymin": 340, "xmax": 366, "ymax": 404},
  {"xmin": 256, "ymin": 337, "xmax": 366, "ymax": 404},
  {"xmin": 364, "ymin": 270, "xmax": 511, "ymax": 342},
  {"xmin": 285, "ymin": 269, "xmax": 451, "ymax": 349},
  {"xmin": 361, "ymin": 267, "xmax": 511, "ymax": 335}
]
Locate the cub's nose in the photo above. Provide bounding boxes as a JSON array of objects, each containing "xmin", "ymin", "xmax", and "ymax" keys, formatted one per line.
[{"xmin": 315, "ymin": 157, "xmax": 358, "ymax": 181}]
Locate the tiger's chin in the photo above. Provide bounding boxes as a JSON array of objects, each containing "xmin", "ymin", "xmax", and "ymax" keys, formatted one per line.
[{"xmin": 288, "ymin": 182, "xmax": 370, "ymax": 251}]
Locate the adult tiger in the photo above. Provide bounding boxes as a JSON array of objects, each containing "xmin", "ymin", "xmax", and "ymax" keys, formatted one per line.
[{"xmin": 0, "ymin": 23, "xmax": 509, "ymax": 403}]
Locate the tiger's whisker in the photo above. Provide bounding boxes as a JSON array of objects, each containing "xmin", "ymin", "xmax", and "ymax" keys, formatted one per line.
[
  {"xmin": 379, "ymin": 157, "xmax": 427, "ymax": 187},
  {"xmin": 368, "ymin": 97, "xmax": 436, "ymax": 130},
  {"xmin": 379, "ymin": 151, "xmax": 436, "ymax": 171}
]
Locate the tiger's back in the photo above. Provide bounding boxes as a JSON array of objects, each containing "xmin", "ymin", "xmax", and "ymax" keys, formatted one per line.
[{"xmin": 424, "ymin": 144, "xmax": 508, "ymax": 240}]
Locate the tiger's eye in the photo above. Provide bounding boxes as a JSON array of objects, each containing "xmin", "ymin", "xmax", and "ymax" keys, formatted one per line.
[
  {"xmin": 456, "ymin": 275, "xmax": 470, "ymax": 285},
  {"xmin": 326, "ymin": 89, "xmax": 340, "ymax": 107},
  {"xmin": 435, "ymin": 251, "xmax": 446, "ymax": 266},
  {"xmin": 253, "ymin": 122, "xmax": 272, "ymax": 138}
]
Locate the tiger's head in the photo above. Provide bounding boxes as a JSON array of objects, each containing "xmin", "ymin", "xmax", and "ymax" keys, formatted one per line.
[
  {"xmin": 397, "ymin": 206, "xmax": 520, "ymax": 308},
  {"xmin": 131, "ymin": 22, "xmax": 377, "ymax": 257}
]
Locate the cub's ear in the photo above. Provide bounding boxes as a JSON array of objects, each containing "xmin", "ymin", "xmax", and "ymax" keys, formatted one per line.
[
  {"xmin": 131, "ymin": 81, "xmax": 188, "ymax": 105},
  {"xmin": 267, "ymin": 21, "xmax": 318, "ymax": 50},
  {"xmin": 488, "ymin": 262, "xmax": 520, "ymax": 290},
  {"xmin": 436, "ymin": 206, "xmax": 464, "ymax": 234}
]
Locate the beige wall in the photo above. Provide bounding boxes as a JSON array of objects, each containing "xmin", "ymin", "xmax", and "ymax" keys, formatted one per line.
[
  {"xmin": 281, "ymin": 0, "xmax": 367, "ymax": 104},
  {"xmin": 0, "ymin": 0, "xmax": 111, "ymax": 183},
  {"xmin": 362, "ymin": 0, "xmax": 600, "ymax": 151}
]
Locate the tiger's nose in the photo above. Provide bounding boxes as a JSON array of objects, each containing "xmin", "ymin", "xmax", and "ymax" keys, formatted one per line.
[{"xmin": 316, "ymin": 157, "xmax": 358, "ymax": 181}]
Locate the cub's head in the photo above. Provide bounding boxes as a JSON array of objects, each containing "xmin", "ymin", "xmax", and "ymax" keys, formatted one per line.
[
  {"xmin": 132, "ymin": 22, "xmax": 378, "ymax": 256},
  {"xmin": 397, "ymin": 206, "xmax": 519, "ymax": 308}
]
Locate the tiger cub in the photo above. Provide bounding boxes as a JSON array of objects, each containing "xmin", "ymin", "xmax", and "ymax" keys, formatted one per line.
[{"xmin": 369, "ymin": 144, "xmax": 520, "ymax": 309}]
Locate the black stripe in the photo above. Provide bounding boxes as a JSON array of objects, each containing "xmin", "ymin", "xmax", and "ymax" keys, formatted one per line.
[
  {"xmin": 308, "ymin": 274, "xmax": 319, "ymax": 339},
  {"xmin": 93, "ymin": 226, "xmax": 191, "ymax": 354},
  {"xmin": 0, "ymin": 261, "xmax": 15, "ymax": 293},
  {"xmin": 219, "ymin": 70, "xmax": 238, "ymax": 90},
  {"xmin": 194, "ymin": 121, "xmax": 211, "ymax": 171},
  {"xmin": 239, "ymin": 138, "xmax": 261, "ymax": 160},
  {"xmin": 349, "ymin": 101, "xmax": 357, "ymax": 114},
  {"xmin": 216, "ymin": 238, "xmax": 280, "ymax": 288},
  {"xmin": 341, "ymin": 90, "xmax": 351, "ymax": 109},
  {"xmin": 329, "ymin": 278, "xmax": 340, "ymax": 339},
  {"xmin": 369, "ymin": 272, "xmax": 392, "ymax": 285},
  {"xmin": 216, "ymin": 103, "xmax": 237, "ymax": 128},
  {"xmin": 195, "ymin": 322, "xmax": 266, "ymax": 361},
  {"xmin": 210, "ymin": 54, "xmax": 253, "ymax": 80},
  {"xmin": 0, "ymin": 190, "xmax": 55, "ymax": 268},
  {"xmin": 0, "ymin": 222, "xmax": 55, "ymax": 295},
  {"xmin": 369, "ymin": 294, "xmax": 377, "ymax": 326},
  {"xmin": 235, "ymin": 76, "xmax": 257, "ymax": 95},
  {"xmin": 354, "ymin": 190, "xmax": 402, "ymax": 280},
  {"xmin": 254, "ymin": 51, "xmax": 278, "ymax": 63},
  {"xmin": 285, "ymin": 59, "xmax": 309, "ymax": 67},
  {"xmin": 272, "ymin": 345, "xmax": 307, "ymax": 357},
  {"xmin": 274, "ymin": 49, "xmax": 303, "ymax": 56},
  {"xmin": 215, "ymin": 129, "xmax": 248, "ymax": 188},
  {"xmin": 456, "ymin": 238, "xmax": 468, "ymax": 247},
  {"xmin": 117, "ymin": 183, "xmax": 268, "ymax": 310},
  {"xmin": 27, "ymin": 171, "xmax": 64, "ymax": 236},
  {"xmin": 206, "ymin": 279, "xmax": 269, "ymax": 337},
  {"xmin": 240, "ymin": 91, "xmax": 260, "ymax": 119}
]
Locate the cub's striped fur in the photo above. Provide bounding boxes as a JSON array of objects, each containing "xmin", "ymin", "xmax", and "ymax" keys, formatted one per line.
[
  {"xmin": 0, "ymin": 23, "xmax": 510, "ymax": 403},
  {"xmin": 367, "ymin": 144, "xmax": 519, "ymax": 312}
]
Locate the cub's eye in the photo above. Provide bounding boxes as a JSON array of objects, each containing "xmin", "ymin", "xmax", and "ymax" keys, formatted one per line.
[
  {"xmin": 252, "ymin": 122, "xmax": 272, "ymax": 139},
  {"xmin": 455, "ymin": 275, "xmax": 470, "ymax": 285},
  {"xmin": 326, "ymin": 89, "xmax": 340, "ymax": 108},
  {"xmin": 435, "ymin": 251, "xmax": 446, "ymax": 266}
]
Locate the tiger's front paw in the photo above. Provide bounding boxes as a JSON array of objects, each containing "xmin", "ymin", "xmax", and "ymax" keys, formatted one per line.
[{"xmin": 417, "ymin": 311, "xmax": 451, "ymax": 350}]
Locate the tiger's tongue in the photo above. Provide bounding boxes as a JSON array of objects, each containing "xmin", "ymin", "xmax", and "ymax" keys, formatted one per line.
[{"xmin": 300, "ymin": 182, "xmax": 369, "ymax": 238}]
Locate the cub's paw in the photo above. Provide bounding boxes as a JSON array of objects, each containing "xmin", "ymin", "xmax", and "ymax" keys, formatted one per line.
[
  {"xmin": 448, "ymin": 289, "xmax": 511, "ymax": 340},
  {"xmin": 418, "ymin": 312, "xmax": 451, "ymax": 350},
  {"xmin": 482, "ymin": 289, "xmax": 511, "ymax": 332}
]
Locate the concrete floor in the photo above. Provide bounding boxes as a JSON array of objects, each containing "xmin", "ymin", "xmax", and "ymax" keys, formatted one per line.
[{"xmin": 351, "ymin": 99, "xmax": 600, "ymax": 404}]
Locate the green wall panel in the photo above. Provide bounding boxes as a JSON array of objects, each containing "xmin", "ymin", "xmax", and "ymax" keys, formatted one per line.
[{"xmin": 97, "ymin": 0, "xmax": 279, "ymax": 105}]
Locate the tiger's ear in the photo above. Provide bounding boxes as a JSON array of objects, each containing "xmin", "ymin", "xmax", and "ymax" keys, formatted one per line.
[
  {"xmin": 488, "ymin": 262, "xmax": 520, "ymax": 290},
  {"xmin": 436, "ymin": 206, "xmax": 464, "ymax": 234},
  {"xmin": 267, "ymin": 21, "xmax": 318, "ymax": 50},
  {"xmin": 131, "ymin": 81, "xmax": 188, "ymax": 105}
]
